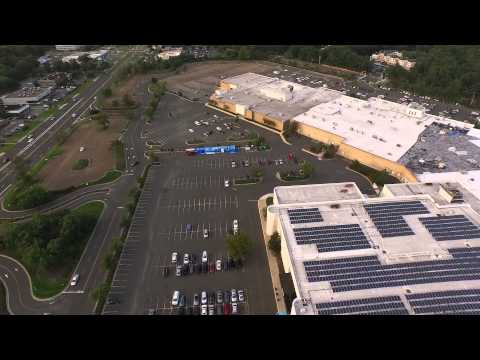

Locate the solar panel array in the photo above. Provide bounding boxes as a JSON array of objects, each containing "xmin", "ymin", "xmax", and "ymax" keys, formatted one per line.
[
  {"xmin": 293, "ymin": 224, "xmax": 371, "ymax": 253},
  {"xmin": 364, "ymin": 201, "xmax": 430, "ymax": 238},
  {"xmin": 288, "ymin": 208, "xmax": 323, "ymax": 224},
  {"xmin": 303, "ymin": 248, "xmax": 480, "ymax": 292},
  {"xmin": 315, "ymin": 296, "xmax": 409, "ymax": 315},
  {"xmin": 419, "ymin": 215, "xmax": 480, "ymax": 241},
  {"xmin": 406, "ymin": 289, "xmax": 480, "ymax": 314}
]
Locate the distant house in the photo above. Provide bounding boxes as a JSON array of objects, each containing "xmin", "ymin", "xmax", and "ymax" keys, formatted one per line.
[{"xmin": 370, "ymin": 51, "xmax": 416, "ymax": 71}]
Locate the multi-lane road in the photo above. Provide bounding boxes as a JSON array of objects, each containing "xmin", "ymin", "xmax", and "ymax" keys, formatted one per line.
[{"xmin": 0, "ymin": 47, "xmax": 151, "ymax": 314}]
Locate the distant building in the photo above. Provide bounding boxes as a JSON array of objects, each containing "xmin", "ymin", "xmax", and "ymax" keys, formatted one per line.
[
  {"xmin": 7, "ymin": 104, "xmax": 31, "ymax": 117},
  {"xmin": 1, "ymin": 87, "xmax": 52, "ymax": 106},
  {"xmin": 62, "ymin": 49, "xmax": 109, "ymax": 63},
  {"xmin": 55, "ymin": 45, "xmax": 85, "ymax": 51},
  {"xmin": 370, "ymin": 51, "xmax": 416, "ymax": 71}
]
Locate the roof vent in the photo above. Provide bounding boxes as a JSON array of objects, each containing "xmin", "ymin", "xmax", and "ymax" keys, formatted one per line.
[{"xmin": 330, "ymin": 204, "xmax": 340, "ymax": 209}]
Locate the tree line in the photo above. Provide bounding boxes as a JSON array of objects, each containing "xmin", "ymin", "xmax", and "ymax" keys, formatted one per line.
[
  {"xmin": 385, "ymin": 45, "xmax": 480, "ymax": 106},
  {"xmin": 0, "ymin": 45, "xmax": 51, "ymax": 93}
]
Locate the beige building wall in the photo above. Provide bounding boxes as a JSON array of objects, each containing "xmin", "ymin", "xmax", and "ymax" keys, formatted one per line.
[{"xmin": 297, "ymin": 122, "xmax": 417, "ymax": 183}]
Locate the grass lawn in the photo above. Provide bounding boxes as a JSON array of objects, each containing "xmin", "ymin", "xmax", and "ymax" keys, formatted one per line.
[
  {"xmin": 87, "ymin": 170, "xmax": 122, "ymax": 186},
  {"xmin": 72, "ymin": 158, "xmax": 89, "ymax": 170},
  {"xmin": 26, "ymin": 201, "xmax": 104, "ymax": 299}
]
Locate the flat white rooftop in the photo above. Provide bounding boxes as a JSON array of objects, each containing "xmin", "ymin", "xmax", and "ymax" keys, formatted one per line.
[
  {"xmin": 274, "ymin": 182, "xmax": 364, "ymax": 205},
  {"xmin": 272, "ymin": 183, "xmax": 480, "ymax": 315}
]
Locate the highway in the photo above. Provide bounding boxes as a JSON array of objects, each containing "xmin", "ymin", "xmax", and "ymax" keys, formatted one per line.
[{"xmin": 0, "ymin": 46, "xmax": 151, "ymax": 314}]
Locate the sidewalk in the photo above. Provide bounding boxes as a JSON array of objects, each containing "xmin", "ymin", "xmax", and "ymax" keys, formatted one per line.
[{"xmin": 257, "ymin": 195, "xmax": 287, "ymax": 314}]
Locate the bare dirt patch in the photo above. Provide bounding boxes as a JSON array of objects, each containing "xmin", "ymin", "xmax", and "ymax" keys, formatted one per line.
[
  {"xmin": 38, "ymin": 114, "xmax": 127, "ymax": 191},
  {"xmin": 103, "ymin": 74, "xmax": 148, "ymax": 108},
  {"xmin": 162, "ymin": 61, "xmax": 277, "ymax": 98}
]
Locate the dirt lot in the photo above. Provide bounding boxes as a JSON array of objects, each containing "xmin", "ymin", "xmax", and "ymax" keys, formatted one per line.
[
  {"xmin": 162, "ymin": 61, "xmax": 276, "ymax": 99},
  {"xmin": 38, "ymin": 114, "xmax": 127, "ymax": 191}
]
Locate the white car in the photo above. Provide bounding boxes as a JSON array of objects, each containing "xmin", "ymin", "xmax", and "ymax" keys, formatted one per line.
[
  {"xmin": 216, "ymin": 126, "xmax": 222, "ymax": 131},
  {"xmin": 27, "ymin": 138, "xmax": 34, "ymax": 143},
  {"xmin": 172, "ymin": 291, "xmax": 180, "ymax": 306},
  {"xmin": 201, "ymin": 291, "xmax": 208, "ymax": 305},
  {"xmin": 201, "ymin": 304, "xmax": 208, "ymax": 315},
  {"xmin": 183, "ymin": 253, "xmax": 190, "ymax": 265},
  {"xmin": 72, "ymin": 113, "xmax": 77, "ymax": 118},
  {"xmin": 188, "ymin": 129, "xmax": 194, "ymax": 133},
  {"xmin": 238, "ymin": 289, "xmax": 245, "ymax": 302},
  {"xmin": 80, "ymin": 146, "xmax": 85, "ymax": 152},
  {"xmin": 171, "ymin": 252, "xmax": 178, "ymax": 264},
  {"xmin": 216, "ymin": 260, "xmax": 222, "ymax": 271},
  {"xmin": 194, "ymin": 121, "xmax": 201, "ymax": 126},
  {"xmin": 224, "ymin": 179, "xmax": 230, "ymax": 187},
  {"xmin": 233, "ymin": 219, "xmax": 239, "ymax": 234},
  {"xmin": 232, "ymin": 302, "xmax": 239, "ymax": 314},
  {"xmin": 70, "ymin": 274, "xmax": 79, "ymax": 286},
  {"xmin": 203, "ymin": 228, "xmax": 209, "ymax": 238},
  {"xmin": 202, "ymin": 250, "xmax": 208, "ymax": 263},
  {"xmin": 231, "ymin": 289, "xmax": 238, "ymax": 303}
]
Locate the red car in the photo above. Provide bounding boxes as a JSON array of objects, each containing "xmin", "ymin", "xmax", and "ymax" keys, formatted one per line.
[
  {"xmin": 209, "ymin": 262, "xmax": 215, "ymax": 273},
  {"xmin": 223, "ymin": 303, "xmax": 231, "ymax": 315}
]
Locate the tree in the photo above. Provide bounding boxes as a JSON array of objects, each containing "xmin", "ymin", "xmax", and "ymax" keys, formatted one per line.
[
  {"xmin": 238, "ymin": 46, "xmax": 252, "ymax": 60},
  {"xmin": 226, "ymin": 232, "xmax": 253, "ymax": 261},
  {"xmin": 300, "ymin": 160, "xmax": 314, "ymax": 177},
  {"xmin": 268, "ymin": 232, "xmax": 281, "ymax": 254},
  {"xmin": 13, "ymin": 155, "xmax": 34, "ymax": 186}
]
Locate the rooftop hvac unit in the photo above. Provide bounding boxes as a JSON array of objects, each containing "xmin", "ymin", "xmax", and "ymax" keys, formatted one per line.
[
  {"xmin": 396, "ymin": 144, "xmax": 402, "ymax": 147},
  {"xmin": 372, "ymin": 134, "xmax": 378, "ymax": 139}
]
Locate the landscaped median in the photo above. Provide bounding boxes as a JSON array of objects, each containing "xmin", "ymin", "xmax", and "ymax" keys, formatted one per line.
[{"xmin": 0, "ymin": 201, "xmax": 105, "ymax": 299}]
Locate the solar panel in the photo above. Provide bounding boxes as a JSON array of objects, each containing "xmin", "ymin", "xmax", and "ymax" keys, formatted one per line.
[
  {"xmin": 420, "ymin": 215, "xmax": 480, "ymax": 241},
  {"xmin": 303, "ymin": 249, "xmax": 480, "ymax": 292},
  {"xmin": 364, "ymin": 201, "xmax": 430, "ymax": 238},
  {"xmin": 406, "ymin": 288, "xmax": 480, "ymax": 314},
  {"xmin": 288, "ymin": 208, "xmax": 323, "ymax": 224},
  {"xmin": 293, "ymin": 224, "xmax": 371, "ymax": 253},
  {"xmin": 315, "ymin": 295, "xmax": 408, "ymax": 315}
]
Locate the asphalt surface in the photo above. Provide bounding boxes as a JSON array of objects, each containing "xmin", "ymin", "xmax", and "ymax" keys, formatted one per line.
[{"xmin": 103, "ymin": 92, "xmax": 374, "ymax": 315}]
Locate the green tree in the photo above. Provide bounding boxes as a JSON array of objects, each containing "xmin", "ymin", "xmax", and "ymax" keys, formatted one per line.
[
  {"xmin": 226, "ymin": 232, "xmax": 253, "ymax": 261},
  {"xmin": 268, "ymin": 231, "xmax": 281, "ymax": 254},
  {"xmin": 122, "ymin": 93, "xmax": 135, "ymax": 107},
  {"xmin": 300, "ymin": 160, "xmax": 314, "ymax": 177},
  {"xmin": 92, "ymin": 112, "xmax": 110, "ymax": 130}
]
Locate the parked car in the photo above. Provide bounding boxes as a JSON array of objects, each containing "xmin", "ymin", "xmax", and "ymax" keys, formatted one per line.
[
  {"xmin": 216, "ymin": 290, "xmax": 224, "ymax": 304},
  {"xmin": 194, "ymin": 121, "xmax": 201, "ymax": 126},
  {"xmin": 231, "ymin": 289, "xmax": 238, "ymax": 303},
  {"xmin": 171, "ymin": 252, "xmax": 178, "ymax": 264},
  {"xmin": 188, "ymin": 129, "xmax": 194, "ymax": 133},
  {"xmin": 202, "ymin": 250, "xmax": 208, "ymax": 263},
  {"xmin": 179, "ymin": 295, "xmax": 186, "ymax": 308},
  {"xmin": 216, "ymin": 259, "xmax": 222, "ymax": 271},
  {"xmin": 238, "ymin": 290, "xmax": 245, "ymax": 302},
  {"xmin": 224, "ymin": 290, "xmax": 231, "ymax": 304},
  {"xmin": 231, "ymin": 161, "xmax": 237, "ymax": 168},
  {"xmin": 186, "ymin": 224, "xmax": 193, "ymax": 231},
  {"xmin": 208, "ymin": 304, "xmax": 215, "ymax": 315},
  {"xmin": 203, "ymin": 228, "xmax": 209, "ymax": 238},
  {"xmin": 233, "ymin": 219, "xmax": 239, "ymax": 234},
  {"xmin": 176, "ymin": 265, "xmax": 182, "ymax": 277},
  {"xmin": 224, "ymin": 179, "xmax": 230, "ymax": 188},
  {"xmin": 201, "ymin": 304, "xmax": 208, "ymax": 315},
  {"xmin": 201, "ymin": 291, "xmax": 208, "ymax": 305},
  {"xmin": 183, "ymin": 253, "xmax": 190, "ymax": 265},
  {"xmin": 232, "ymin": 302, "xmax": 239, "ymax": 314},
  {"xmin": 162, "ymin": 266, "xmax": 169, "ymax": 277},
  {"xmin": 223, "ymin": 303, "xmax": 231, "ymax": 315},
  {"xmin": 208, "ymin": 293, "xmax": 215, "ymax": 305},
  {"xmin": 193, "ymin": 293, "xmax": 200, "ymax": 306},
  {"xmin": 172, "ymin": 291, "xmax": 180, "ymax": 306}
]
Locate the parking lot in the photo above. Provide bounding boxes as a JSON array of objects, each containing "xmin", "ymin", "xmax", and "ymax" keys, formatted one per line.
[{"xmin": 103, "ymin": 66, "xmax": 375, "ymax": 315}]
